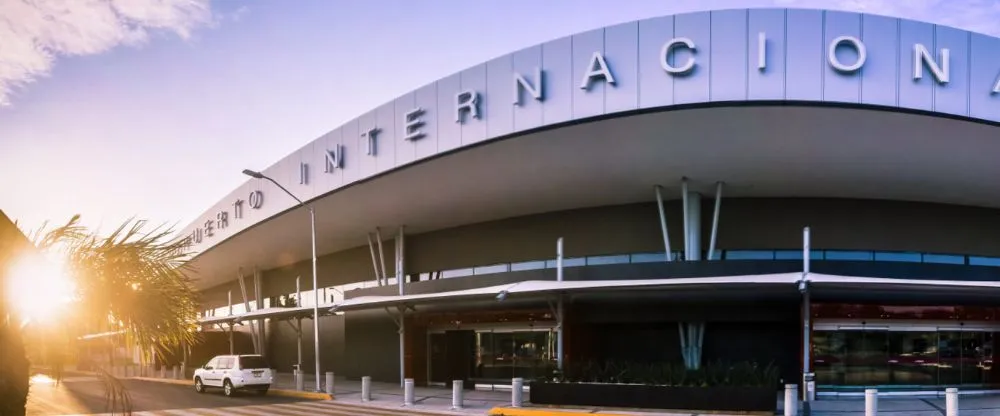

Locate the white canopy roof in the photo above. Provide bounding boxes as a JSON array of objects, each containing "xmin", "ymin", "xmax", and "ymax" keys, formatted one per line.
[{"xmin": 196, "ymin": 272, "xmax": 1000, "ymax": 325}]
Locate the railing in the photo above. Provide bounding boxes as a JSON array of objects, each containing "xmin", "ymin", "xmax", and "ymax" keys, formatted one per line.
[{"xmin": 202, "ymin": 248, "xmax": 1000, "ymax": 318}]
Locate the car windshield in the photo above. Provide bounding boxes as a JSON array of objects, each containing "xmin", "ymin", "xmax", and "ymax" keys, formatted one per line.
[{"xmin": 239, "ymin": 356, "xmax": 269, "ymax": 369}]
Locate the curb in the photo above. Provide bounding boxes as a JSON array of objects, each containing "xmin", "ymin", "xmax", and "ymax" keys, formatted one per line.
[
  {"xmin": 488, "ymin": 408, "xmax": 633, "ymax": 416},
  {"xmin": 131, "ymin": 377, "xmax": 333, "ymax": 400}
]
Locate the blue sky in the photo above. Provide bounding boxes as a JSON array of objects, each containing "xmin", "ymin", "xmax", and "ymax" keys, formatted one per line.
[{"xmin": 0, "ymin": 0, "xmax": 996, "ymax": 234}]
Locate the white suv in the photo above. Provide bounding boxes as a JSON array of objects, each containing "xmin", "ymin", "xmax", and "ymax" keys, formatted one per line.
[{"xmin": 194, "ymin": 354, "xmax": 273, "ymax": 397}]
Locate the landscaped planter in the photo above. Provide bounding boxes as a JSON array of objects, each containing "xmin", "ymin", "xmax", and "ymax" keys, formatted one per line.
[{"xmin": 529, "ymin": 381, "xmax": 777, "ymax": 412}]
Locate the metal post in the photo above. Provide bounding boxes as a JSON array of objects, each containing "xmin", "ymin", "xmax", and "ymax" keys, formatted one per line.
[
  {"xmin": 707, "ymin": 182, "xmax": 723, "ymax": 260},
  {"xmin": 254, "ymin": 266, "xmax": 265, "ymax": 357},
  {"xmin": 326, "ymin": 372, "xmax": 335, "ymax": 395},
  {"xmin": 296, "ymin": 318, "xmax": 302, "ymax": 375},
  {"xmin": 397, "ymin": 226, "xmax": 406, "ymax": 387},
  {"xmin": 784, "ymin": 384, "xmax": 798, "ymax": 416},
  {"xmin": 945, "ymin": 388, "xmax": 958, "ymax": 416},
  {"xmin": 452, "ymin": 380, "xmax": 464, "ymax": 409},
  {"xmin": 309, "ymin": 208, "xmax": 321, "ymax": 392},
  {"xmin": 238, "ymin": 268, "xmax": 259, "ymax": 354},
  {"xmin": 681, "ymin": 178, "xmax": 689, "ymax": 260},
  {"xmin": 556, "ymin": 237, "xmax": 564, "ymax": 372},
  {"xmin": 512, "ymin": 378, "xmax": 524, "ymax": 407},
  {"xmin": 864, "ymin": 389, "xmax": 878, "ymax": 416},
  {"xmin": 802, "ymin": 226, "xmax": 812, "ymax": 403},
  {"xmin": 361, "ymin": 376, "xmax": 372, "ymax": 401},
  {"xmin": 228, "ymin": 325, "xmax": 234, "ymax": 355},
  {"xmin": 295, "ymin": 370, "xmax": 304, "ymax": 391},
  {"xmin": 403, "ymin": 378, "xmax": 415, "ymax": 406},
  {"xmin": 653, "ymin": 185, "xmax": 673, "ymax": 261}
]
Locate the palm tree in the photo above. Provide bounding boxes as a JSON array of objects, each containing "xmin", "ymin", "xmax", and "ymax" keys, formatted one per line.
[
  {"xmin": 20, "ymin": 215, "xmax": 202, "ymax": 415},
  {"xmin": 0, "ymin": 211, "xmax": 31, "ymax": 416}
]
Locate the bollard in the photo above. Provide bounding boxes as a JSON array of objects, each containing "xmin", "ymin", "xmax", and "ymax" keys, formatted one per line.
[
  {"xmin": 361, "ymin": 376, "xmax": 372, "ymax": 402},
  {"xmin": 784, "ymin": 384, "xmax": 798, "ymax": 416},
  {"xmin": 945, "ymin": 387, "xmax": 958, "ymax": 416},
  {"xmin": 172, "ymin": 366, "xmax": 179, "ymax": 380},
  {"xmin": 403, "ymin": 378, "xmax": 415, "ymax": 406},
  {"xmin": 295, "ymin": 371, "xmax": 304, "ymax": 391},
  {"xmin": 512, "ymin": 378, "xmax": 524, "ymax": 408},
  {"xmin": 865, "ymin": 388, "xmax": 878, "ymax": 416},
  {"xmin": 452, "ymin": 380, "xmax": 464, "ymax": 409},
  {"xmin": 326, "ymin": 372, "xmax": 335, "ymax": 395}
]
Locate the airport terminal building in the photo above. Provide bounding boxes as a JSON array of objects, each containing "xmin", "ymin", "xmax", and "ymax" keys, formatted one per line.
[{"xmin": 185, "ymin": 7, "xmax": 1000, "ymax": 393}]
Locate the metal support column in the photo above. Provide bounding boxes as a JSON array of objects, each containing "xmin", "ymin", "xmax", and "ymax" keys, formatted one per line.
[
  {"xmin": 296, "ymin": 276, "xmax": 302, "ymax": 374},
  {"xmin": 681, "ymin": 179, "xmax": 689, "ymax": 260},
  {"xmin": 707, "ymin": 182, "xmax": 723, "ymax": 260},
  {"xmin": 254, "ymin": 267, "xmax": 265, "ymax": 357},
  {"xmin": 227, "ymin": 291, "xmax": 234, "ymax": 354},
  {"xmin": 556, "ymin": 237, "xmax": 564, "ymax": 372},
  {"xmin": 654, "ymin": 185, "xmax": 673, "ymax": 261},
  {"xmin": 681, "ymin": 178, "xmax": 702, "ymax": 261}
]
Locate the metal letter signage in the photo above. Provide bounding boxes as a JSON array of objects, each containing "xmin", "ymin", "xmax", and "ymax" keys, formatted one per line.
[
  {"xmin": 403, "ymin": 108, "xmax": 426, "ymax": 141},
  {"xmin": 660, "ymin": 38, "xmax": 697, "ymax": 75},
  {"xmin": 217, "ymin": 211, "xmax": 229, "ymax": 229},
  {"xmin": 455, "ymin": 90, "xmax": 480, "ymax": 123},
  {"xmin": 828, "ymin": 36, "xmax": 866, "ymax": 73},
  {"xmin": 363, "ymin": 127, "xmax": 380, "ymax": 156},
  {"xmin": 513, "ymin": 67, "xmax": 544, "ymax": 105},
  {"xmin": 579, "ymin": 52, "xmax": 616, "ymax": 90},
  {"xmin": 248, "ymin": 190, "xmax": 264, "ymax": 209},
  {"xmin": 233, "ymin": 198, "xmax": 245, "ymax": 219},
  {"xmin": 325, "ymin": 145, "xmax": 344, "ymax": 171},
  {"xmin": 300, "ymin": 163, "xmax": 309, "ymax": 185},
  {"xmin": 203, "ymin": 220, "xmax": 215, "ymax": 237},
  {"xmin": 913, "ymin": 43, "xmax": 950, "ymax": 84}
]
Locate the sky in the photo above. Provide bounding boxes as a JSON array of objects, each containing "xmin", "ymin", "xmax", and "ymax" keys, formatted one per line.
[{"xmin": 1, "ymin": 0, "xmax": 999, "ymax": 236}]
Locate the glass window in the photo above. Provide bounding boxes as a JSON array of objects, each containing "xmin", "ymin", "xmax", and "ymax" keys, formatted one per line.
[
  {"xmin": 474, "ymin": 264, "xmax": 509, "ymax": 275},
  {"xmin": 725, "ymin": 250, "xmax": 774, "ymax": 260},
  {"xmin": 441, "ymin": 268, "xmax": 473, "ymax": 279},
  {"xmin": 545, "ymin": 257, "xmax": 585, "ymax": 268},
  {"xmin": 217, "ymin": 357, "xmax": 234, "ymax": 370},
  {"xmin": 205, "ymin": 357, "xmax": 219, "ymax": 369},
  {"xmin": 586, "ymin": 255, "xmax": 630, "ymax": 266},
  {"xmin": 511, "ymin": 261, "xmax": 545, "ymax": 271},
  {"xmin": 923, "ymin": 253, "xmax": 965, "ymax": 265},
  {"xmin": 969, "ymin": 256, "xmax": 1000, "ymax": 267},
  {"xmin": 630, "ymin": 252, "xmax": 670, "ymax": 263},
  {"xmin": 824, "ymin": 251, "xmax": 873, "ymax": 261},
  {"xmin": 874, "ymin": 252, "xmax": 922, "ymax": 262},
  {"xmin": 238, "ymin": 356, "xmax": 269, "ymax": 370}
]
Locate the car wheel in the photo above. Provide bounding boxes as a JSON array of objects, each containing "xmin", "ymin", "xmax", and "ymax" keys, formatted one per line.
[
  {"xmin": 194, "ymin": 377, "xmax": 205, "ymax": 394},
  {"xmin": 223, "ymin": 380, "xmax": 234, "ymax": 397}
]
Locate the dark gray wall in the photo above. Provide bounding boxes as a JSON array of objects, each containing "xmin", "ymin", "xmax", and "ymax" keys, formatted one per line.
[
  {"xmin": 344, "ymin": 310, "xmax": 400, "ymax": 382},
  {"xmin": 202, "ymin": 197, "xmax": 1000, "ymax": 311}
]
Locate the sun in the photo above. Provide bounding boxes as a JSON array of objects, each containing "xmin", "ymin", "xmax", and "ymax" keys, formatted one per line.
[{"xmin": 5, "ymin": 252, "xmax": 76, "ymax": 323}]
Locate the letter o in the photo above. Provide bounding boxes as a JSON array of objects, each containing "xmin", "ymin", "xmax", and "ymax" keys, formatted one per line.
[
  {"xmin": 660, "ymin": 37, "xmax": 697, "ymax": 75},
  {"xmin": 248, "ymin": 190, "xmax": 264, "ymax": 209},
  {"xmin": 828, "ymin": 36, "xmax": 866, "ymax": 73}
]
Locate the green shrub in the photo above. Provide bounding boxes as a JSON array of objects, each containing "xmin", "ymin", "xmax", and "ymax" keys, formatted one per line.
[{"xmin": 543, "ymin": 359, "xmax": 779, "ymax": 388}]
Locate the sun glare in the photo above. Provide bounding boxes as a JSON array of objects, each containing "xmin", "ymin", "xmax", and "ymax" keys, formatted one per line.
[{"xmin": 6, "ymin": 253, "xmax": 76, "ymax": 323}]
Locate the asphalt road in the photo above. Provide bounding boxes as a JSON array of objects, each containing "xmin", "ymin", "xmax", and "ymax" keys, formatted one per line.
[{"xmin": 26, "ymin": 371, "xmax": 309, "ymax": 415}]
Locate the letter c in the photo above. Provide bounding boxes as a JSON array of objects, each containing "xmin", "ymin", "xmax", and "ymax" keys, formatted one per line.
[{"xmin": 660, "ymin": 37, "xmax": 697, "ymax": 75}]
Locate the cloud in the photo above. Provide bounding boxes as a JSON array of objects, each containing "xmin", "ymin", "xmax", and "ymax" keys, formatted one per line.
[
  {"xmin": 775, "ymin": 0, "xmax": 1000, "ymax": 36},
  {"xmin": 0, "ymin": 0, "xmax": 213, "ymax": 106}
]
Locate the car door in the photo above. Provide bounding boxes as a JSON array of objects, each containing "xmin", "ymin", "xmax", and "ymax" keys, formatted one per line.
[
  {"xmin": 203, "ymin": 357, "xmax": 221, "ymax": 386},
  {"xmin": 216, "ymin": 357, "xmax": 233, "ymax": 384}
]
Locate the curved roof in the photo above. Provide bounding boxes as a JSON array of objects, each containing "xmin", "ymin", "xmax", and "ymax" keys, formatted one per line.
[{"xmin": 179, "ymin": 8, "xmax": 1000, "ymax": 288}]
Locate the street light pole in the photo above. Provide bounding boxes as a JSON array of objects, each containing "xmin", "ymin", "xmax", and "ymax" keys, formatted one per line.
[{"xmin": 243, "ymin": 169, "xmax": 322, "ymax": 392}]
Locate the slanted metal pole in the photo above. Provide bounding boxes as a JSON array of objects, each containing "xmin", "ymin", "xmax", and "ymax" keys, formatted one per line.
[
  {"xmin": 367, "ymin": 233, "xmax": 383, "ymax": 286},
  {"xmin": 237, "ymin": 268, "xmax": 259, "ymax": 354},
  {"xmin": 254, "ymin": 267, "xmax": 265, "ymax": 357},
  {"xmin": 654, "ymin": 185, "xmax": 673, "ymax": 261},
  {"xmin": 681, "ymin": 178, "xmax": 689, "ymax": 260},
  {"xmin": 707, "ymin": 182, "xmax": 723, "ymax": 260},
  {"xmin": 296, "ymin": 276, "xmax": 302, "ymax": 374},
  {"xmin": 556, "ymin": 237, "xmax": 564, "ymax": 372},
  {"xmin": 227, "ymin": 290, "xmax": 234, "ymax": 354},
  {"xmin": 376, "ymin": 227, "xmax": 389, "ymax": 286}
]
